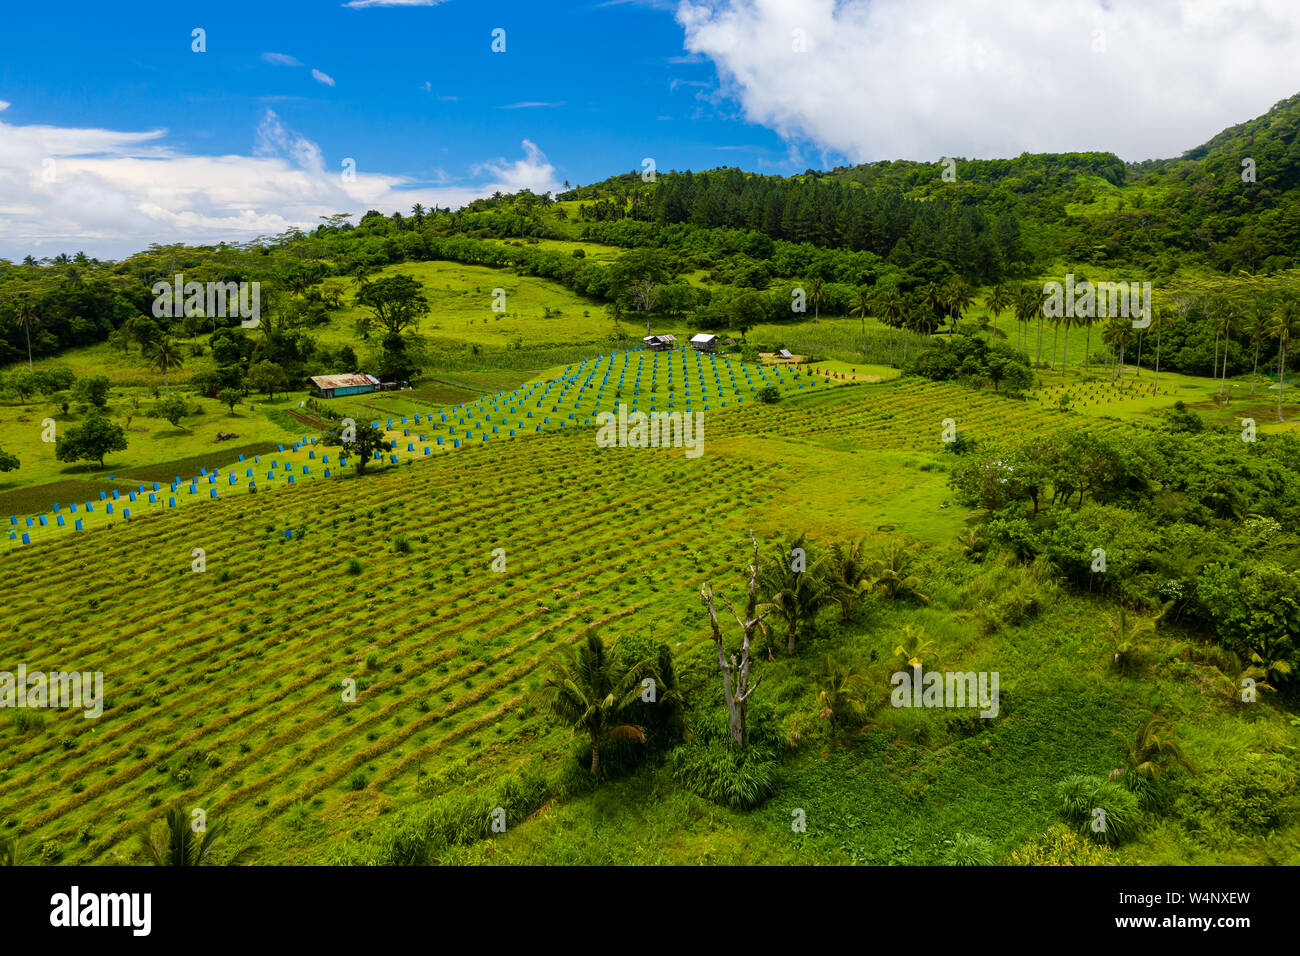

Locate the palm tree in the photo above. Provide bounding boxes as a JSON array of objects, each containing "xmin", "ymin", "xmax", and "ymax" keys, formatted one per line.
[
  {"xmin": 757, "ymin": 534, "xmax": 830, "ymax": 654},
  {"xmin": 1078, "ymin": 311, "xmax": 1096, "ymax": 371},
  {"xmin": 1049, "ymin": 311, "xmax": 1063, "ymax": 371},
  {"xmin": 1058, "ymin": 310, "xmax": 1076, "ymax": 378},
  {"xmin": 892, "ymin": 624, "xmax": 936, "ymax": 669},
  {"xmin": 1012, "ymin": 285, "xmax": 1041, "ymax": 359},
  {"xmin": 14, "ymin": 294, "xmax": 38, "ymax": 371},
  {"xmin": 866, "ymin": 539, "xmax": 930, "ymax": 604},
  {"xmin": 145, "ymin": 336, "xmax": 185, "ymax": 397},
  {"xmin": 1102, "ymin": 316, "xmax": 1133, "ymax": 391},
  {"xmin": 919, "ymin": 282, "xmax": 943, "ymax": 338},
  {"xmin": 1244, "ymin": 299, "xmax": 1271, "ymax": 396},
  {"xmin": 1115, "ymin": 714, "xmax": 1194, "ymax": 781},
  {"xmin": 984, "ymin": 284, "xmax": 1010, "ymax": 339},
  {"xmin": 1269, "ymin": 299, "xmax": 1299, "ymax": 422},
  {"xmin": 816, "ymin": 654, "xmax": 870, "ymax": 725},
  {"xmin": 850, "ymin": 287, "xmax": 873, "ymax": 359},
  {"xmin": 1105, "ymin": 605, "xmax": 1158, "ymax": 674},
  {"xmin": 942, "ymin": 276, "xmax": 972, "ymax": 334},
  {"xmin": 534, "ymin": 632, "xmax": 648, "ymax": 778},
  {"xmin": 1148, "ymin": 307, "xmax": 1175, "ymax": 395},
  {"xmin": 826, "ymin": 535, "xmax": 872, "ymax": 623},
  {"xmin": 349, "ymin": 259, "xmax": 377, "ymax": 290},
  {"xmin": 875, "ymin": 287, "xmax": 906, "ymax": 366},
  {"xmin": 1247, "ymin": 634, "xmax": 1294, "ymax": 689},
  {"xmin": 808, "ymin": 277, "xmax": 826, "ymax": 321},
  {"xmin": 1215, "ymin": 301, "xmax": 1241, "ymax": 401},
  {"xmin": 138, "ymin": 807, "xmax": 228, "ymax": 865}
]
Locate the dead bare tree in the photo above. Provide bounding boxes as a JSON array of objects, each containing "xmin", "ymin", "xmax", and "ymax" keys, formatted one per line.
[
  {"xmin": 700, "ymin": 531, "xmax": 771, "ymax": 749},
  {"xmin": 629, "ymin": 278, "xmax": 661, "ymax": 335}
]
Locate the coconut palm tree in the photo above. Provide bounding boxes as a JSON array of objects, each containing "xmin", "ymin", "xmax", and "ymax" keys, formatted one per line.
[
  {"xmin": 1012, "ymin": 285, "xmax": 1041, "ymax": 359},
  {"xmin": 850, "ymin": 287, "xmax": 873, "ymax": 359},
  {"xmin": 1102, "ymin": 316, "xmax": 1134, "ymax": 391},
  {"xmin": 866, "ymin": 539, "xmax": 930, "ymax": 604},
  {"xmin": 919, "ymin": 282, "xmax": 943, "ymax": 336},
  {"xmin": 1058, "ymin": 310, "xmax": 1077, "ymax": 378},
  {"xmin": 13, "ymin": 294, "xmax": 38, "ymax": 371},
  {"xmin": 875, "ymin": 287, "xmax": 906, "ymax": 366},
  {"xmin": 1269, "ymin": 299, "xmax": 1299, "ymax": 422},
  {"xmin": 138, "ymin": 807, "xmax": 228, "ymax": 865},
  {"xmin": 1115, "ymin": 714, "xmax": 1194, "ymax": 781},
  {"xmin": 892, "ymin": 624, "xmax": 936, "ymax": 669},
  {"xmin": 1148, "ymin": 307, "xmax": 1174, "ymax": 395},
  {"xmin": 942, "ymin": 276, "xmax": 972, "ymax": 334},
  {"xmin": 1244, "ymin": 298, "xmax": 1272, "ymax": 396},
  {"xmin": 758, "ymin": 533, "xmax": 831, "ymax": 654},
  {"xmin": 1215, "ymin": 301, "xmax": 1241, "ymax": 401},
  {"xmin": 1078, "ymin": 311, "xmax": 1096, "ymax": 371},
  {"xmin": 984, "ymin": 284, "xmax": 1010, "ymax": 340},
  {"xmin": 816, "ymin": 654, "xmax": 870, "ymax": 725},
  {"xmin": 145, "ymin": 336, "xmax": 185, "ymax": 398},
  {"xmin": 1105, "ymin": 605, "xmax": 1158, "ymax": 674},
  {"xmin": 533, "ymin": 632, "xmax": 648, "ymax": 778},
  {"xmin": 808, "ymin": 277, "xmax": 826, "ymax": 321},
  {"xmin": 826, "ymin": 535, "xmax": 872, "ymax": 623}
]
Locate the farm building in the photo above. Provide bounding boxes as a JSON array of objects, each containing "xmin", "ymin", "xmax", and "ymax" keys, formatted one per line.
[
  {"xmin": 309, "ymin": 373, "xmax": 381, "ymax": 399},
  {"xmin": 689, "ymin": 333, "xmax": 718, "ymax": 353},
  {"xmin": 777, "ymin": 348, "xmax": 794, "ymax": 359},
  {"xmin": 643, "ymin": 334, "xmax": 677, "ymax": 352}
]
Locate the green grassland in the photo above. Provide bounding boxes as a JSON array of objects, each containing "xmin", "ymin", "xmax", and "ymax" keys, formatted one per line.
[
  {"xmin": 3, "ymin": 350, "xmax": 831, "ymax": 540},
  {"xmin": 3, "ymin": 374, "xmax": 1293, "ymax": 865}
]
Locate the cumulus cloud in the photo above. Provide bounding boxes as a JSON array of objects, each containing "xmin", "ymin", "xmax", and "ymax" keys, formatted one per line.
[
  {"xmin": 311, "ymin": 69, "xmax": 336, "ymax": 86},
  {"xmin": 471, "ymin": 139, "xmax": 562, "ymax": 193},
  {"xmin": 0, "ymin": 110, "xmax": 562, "ymax": 260},
  {"xmin": 676, "ymin": 0, "xmax": 1300, "ymax": 161}
]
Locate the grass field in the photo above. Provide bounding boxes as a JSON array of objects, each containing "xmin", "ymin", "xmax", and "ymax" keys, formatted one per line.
[
  {"xmin": 3, "ymin": 350, "xmax": 831, "ymax": 540},
  {"xmin": 4, "ymin": 374, "xmax": 1293, "ymax": 865}
]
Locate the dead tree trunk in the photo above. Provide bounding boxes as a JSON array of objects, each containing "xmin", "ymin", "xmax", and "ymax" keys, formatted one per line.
[{"xmin": 700, "ymin": 531, "xmax": 770, "ymax": 749}]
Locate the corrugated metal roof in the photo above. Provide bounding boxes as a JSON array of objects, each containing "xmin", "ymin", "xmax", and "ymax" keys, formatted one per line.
[
  {"xmin": 690, "ymin": 333, "xmax": 716, "ymax": 343},
  {"xmin": 309, "ymin": 373, "xmax": 380, "ymax": 389}
]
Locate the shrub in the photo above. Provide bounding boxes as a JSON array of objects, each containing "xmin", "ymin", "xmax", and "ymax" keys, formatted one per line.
[
  {"xmin": 756, "ymin": 385, "xmax": 781, "ymax": 404},
  {"xmin": 347, "ymin": 771, "xmax": 368, "ymax": 791},
  {"xmin": 940, "ymin": 831, "xmax": 996, "ymax": 865},
  {"xmin": 392, "ymin": 535, "xmax": 411, "ymax": 554},
  {"xmin": 1007, "ymin": 824, "xmax": 1117, "ymax": 865},
  {"xmin": 1177, "ymin": 752, "xmax": 1297, "ymax": 836},
  {"xmin": 12, "ymin": 711, "xmax": 45, "ymax": 734},
  {"xmin": 346, "ymin": 558, "xmax": 362, "ymax": 576},
  {"xmin": 669, "ymin": 738, "xmax": 777, "ymax": 809},
  {"xmin": 1055, "ymin": 774, "xmax": 1141, "ymax": 846}
]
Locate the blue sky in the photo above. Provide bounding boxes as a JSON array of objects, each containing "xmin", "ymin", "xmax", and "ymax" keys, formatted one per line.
[
  {"xmin": 4, "ymin": 0, "xmax": 1300, "ymax": 259},
  {"xmin": 0, "ymin": 0, "xmax": 805, "ymax": 205}
]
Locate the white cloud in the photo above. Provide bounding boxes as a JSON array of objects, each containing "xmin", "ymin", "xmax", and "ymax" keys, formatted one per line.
[
  {"xmin": 499, "ymin": 101, "xmax": 564, "ymax": 109},
  {"xmin": 0, "ymin": 110, "xmax": 562, "ymax": 260},
  {"xmin": 261, "ymin": 52, "xmax": 302, "ymax": 66},
  {"xmin": 311, "ymin": 69, "xmax": 336, "ymax": 86},
  {"xmin": 676, "ymin": 0, "xmax": 1300, "ymax": 161},
  {"xmin": 470, "ymin": 139, "xmax": 562, "ymax": 193},
  {"xmin": 0, "ymin": 101, "xmax": 10, "ymax": 112},
  {"xmin": 343, "ymin": 0, "xmax": 446, "ymax": 8}
]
